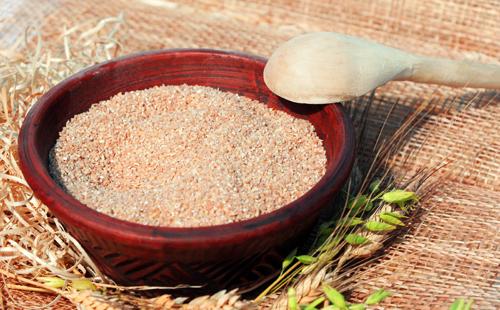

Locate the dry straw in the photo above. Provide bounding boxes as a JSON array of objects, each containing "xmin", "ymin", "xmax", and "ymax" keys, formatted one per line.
[{"xmin": 0, "ymin": 15, "xmax": 496, "ymax": 310}]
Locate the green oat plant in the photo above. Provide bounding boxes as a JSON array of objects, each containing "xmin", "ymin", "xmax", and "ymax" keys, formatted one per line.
[
  {"xmin": 449, "ymin": 298, "xmax": 474, "ymax": 310},
  {"xmin": 254, "ymin": 93, "xmax": 459, "ymax": 308},
  {"xmin": 287, "ymin": 286, "xmax": 391, "ymax": 310},
  {"xmin": 255, "ymin": 176, "xmax": 419, "ymax": 308}
]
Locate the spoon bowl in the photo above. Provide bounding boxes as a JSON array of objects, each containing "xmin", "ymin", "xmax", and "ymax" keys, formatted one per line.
[{"xmin": 264, "ymin": 32, "xmax": 500, "ymax": 104}]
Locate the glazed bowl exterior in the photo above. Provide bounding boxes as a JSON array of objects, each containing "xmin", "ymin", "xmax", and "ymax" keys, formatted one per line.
[{"xmin": 18, "ymin": 49, "xmax": 355, "ymax": 293}]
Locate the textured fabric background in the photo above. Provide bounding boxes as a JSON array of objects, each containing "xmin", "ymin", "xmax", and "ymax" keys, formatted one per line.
[{"xmin": 0, "ymin": 0, "xmax": 498, "ymax": 309}]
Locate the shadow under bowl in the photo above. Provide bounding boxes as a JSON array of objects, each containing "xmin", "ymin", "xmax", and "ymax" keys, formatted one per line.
[{"xmin": 18, "ymin": 49, "xmax": 355, "ymax": 294}]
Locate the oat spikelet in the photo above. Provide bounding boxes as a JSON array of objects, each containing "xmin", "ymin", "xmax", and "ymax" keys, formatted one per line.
[
  {"xmin": 186, "ymin": 289, "xmax": 250, "ymax": 310},
  {"xmin": 261, "ymin": 96, "xmax": 449, "ymax": 308},
  {"xmin": 69, "ymin": 291, "xmax": 128, "ymax": 310}
]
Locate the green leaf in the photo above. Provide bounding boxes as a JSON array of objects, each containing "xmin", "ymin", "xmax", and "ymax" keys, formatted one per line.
[
  {"xmin": 337, "ymin": 217, "xmax": 364, "ymax": 227},
  {"xmin": 315, "ymin": 224, "xmax": 334, "ymax": 247},
  {"xmin": 296, "ymin": 255, "xmax": 317, "ymax": 265},
  {"xmin": 319, "ymin": 248, "xmax": 341, "ymax": 263},
  {"xmin": 365, "ymin": 288, "xmax": 391, "ymax": 305},
  {"xmin": 364, "ymin": 221, "xmax": 396, "ymax": 232},
  {"xmin": 345, "ymin": 234, "xmax": 369, "ymax": 245},
  {"xmin": 379, "ymin": 213, "xmax": 405, "ymax": 226},
  {"xmin": 364, "ymin": 201, "xmax": 375, "ymax": 212},
  {"xmin": 348, "ymin": 195, "xmax": 368, "ymax": 211},
  {"xmin": 320, "ymin": 237, "xmax": 342, "ymax": 252},
  {"xmin": 348, "ymin": 304, "xmax": 366, "ymax": 310},
  {"xmin": 323, "ymin": 285, "xmax": 347, "ymax": 309},
  {"xmin": 318, "ymin": 226, "xmax": 333, "ymax": 240},
  {"xmin": 39, "ymin": 276, "xmax": 65, "ymax": 289},
  {"xmin": 303, "ymin": 296, "xmax": 325, "ymax": 310},
  {"xmin": 369, "ymin": 179, "xmax": 381, "ymax": 193},
  {"xmin": 382, "ymin": 190, "xmax": 417, "ymax": 204},
  {"xmin": 381, "ymin": 211, "xmax": 407, "ymax": 219},
  {"xmin": 71, "ymin": 279, "xmax": 96, "ymax": 291},
  {"xmin": 449, "ymin": 298, "xmax": 464, "ymax": 310},
  {"xmin": 319, "ymin": 223, "xmax": 334, "ymax": 235},
  {"xmin": 282, "ymin": 248, "xmax": 297, "ymax": 270},
  {"xmin": 288, "ymin": 287, "xmax": 298, "ymax": 310},
  {"xmin": 449, "ymin": 298, "xmax": 473, "ymax": 310}
]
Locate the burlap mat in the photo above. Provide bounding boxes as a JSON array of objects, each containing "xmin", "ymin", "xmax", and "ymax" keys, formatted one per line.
[{"xmin": 1, "ymin": 0, "xmax": 498, "ymax": 309}]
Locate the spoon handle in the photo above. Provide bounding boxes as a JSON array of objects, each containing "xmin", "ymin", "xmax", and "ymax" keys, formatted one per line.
[{"xmin": 405, "ymin": 56, "xmax": 500, "ymax": 89}]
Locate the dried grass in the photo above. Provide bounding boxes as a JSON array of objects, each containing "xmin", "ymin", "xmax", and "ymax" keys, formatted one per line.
[{"xmin": 0, "ymin": 15, "xmax": 130, "ymax": 309}]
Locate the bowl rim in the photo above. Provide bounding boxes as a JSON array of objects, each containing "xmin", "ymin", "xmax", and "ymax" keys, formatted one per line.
[{"xmin": 18, "ymin": 48, "xmax": 355, "ymax": 249}]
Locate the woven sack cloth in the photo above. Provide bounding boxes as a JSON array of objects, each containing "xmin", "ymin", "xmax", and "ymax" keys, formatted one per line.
[{"xmin": 0, "ymin": 0, "xmax": 498, "ymax": 309}]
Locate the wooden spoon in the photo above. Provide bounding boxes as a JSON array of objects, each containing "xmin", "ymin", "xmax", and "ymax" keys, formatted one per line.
[{"xmin": 264, "ymin": 32, "xmax": 500, "ymax": 104}]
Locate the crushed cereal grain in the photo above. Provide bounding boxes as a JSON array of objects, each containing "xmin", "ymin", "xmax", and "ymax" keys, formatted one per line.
[{"xmin": 49, "ymin": 85, "xmax": 326, "ymax": 227}]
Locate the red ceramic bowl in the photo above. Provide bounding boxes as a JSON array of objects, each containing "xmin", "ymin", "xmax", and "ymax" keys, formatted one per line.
[{"xmin": 18, "ymin": 49, "xmax": 354, "ymax": 293}]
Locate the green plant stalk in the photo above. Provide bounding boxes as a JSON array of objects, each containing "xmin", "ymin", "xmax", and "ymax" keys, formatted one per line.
[
  {"xmin": 255, "ymin": 178, "xmax": 417, "ymax": 304},
  {"xmin": 269, "ymin": 266, "xmax": 304, "ymax": 296},
  {"xmin": 255, "ymin": 261, "xmax": 302, "ymax": 301}
]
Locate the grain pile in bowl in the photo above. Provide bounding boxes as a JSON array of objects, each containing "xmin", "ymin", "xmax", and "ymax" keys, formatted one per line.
[{"xmin": 49, "ymin": 85, "xmax": 327, "ymax": 227}]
